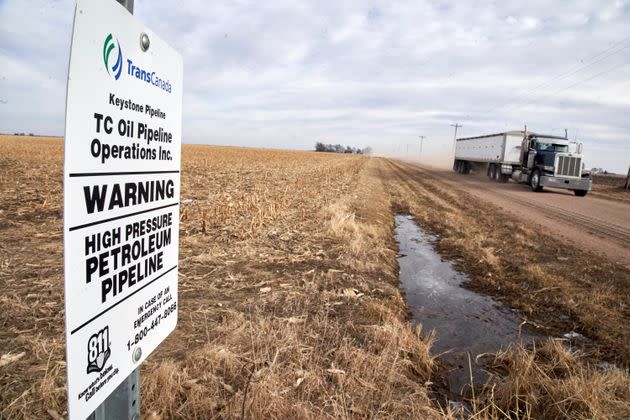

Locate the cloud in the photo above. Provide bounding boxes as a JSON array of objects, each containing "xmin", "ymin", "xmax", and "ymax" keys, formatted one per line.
[{"xmin": 0, "ymin": 0, "xmax": 629, "ymax": 172}]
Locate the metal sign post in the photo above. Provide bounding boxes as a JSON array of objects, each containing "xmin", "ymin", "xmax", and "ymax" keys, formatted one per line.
[
  {"xmin": 117, "ymin": 0, "xmax": 134, "ymax": 12},
  {"xmin": 90, "ymin": 368, "xmax": 140, "ymax": 420}
]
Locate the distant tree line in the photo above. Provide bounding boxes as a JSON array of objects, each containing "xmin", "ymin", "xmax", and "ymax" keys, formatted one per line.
[
  {"xmin": 315, "ymin": 142, "xmax": 372, "ymax": 155},
  {"xmin": 590, "ymin": 167, "xmax": 609, "ymax": 174}
]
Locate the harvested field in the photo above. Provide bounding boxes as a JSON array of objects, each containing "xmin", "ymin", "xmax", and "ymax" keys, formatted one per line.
[
  {"xmin": 591, "ymin": 173, "xmax": 630, "ymax": 204},
  {"xmin": 593, "ymin": 173, "xmax": 628, "ymax": 187},
  {"xmin": 1, "ymin": 135, "xmax": 628, "ymax": 419}
]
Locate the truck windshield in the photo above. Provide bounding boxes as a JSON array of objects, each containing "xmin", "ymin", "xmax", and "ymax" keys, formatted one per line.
[{"xmin": 533, "ymin": 141, "xmax": 568, "ymax": 153}]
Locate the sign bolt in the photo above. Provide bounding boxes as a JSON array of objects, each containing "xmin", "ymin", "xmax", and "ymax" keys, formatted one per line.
[
  {"xmin": 132, "ymin": 347, "xmax": 142, "ymax": 363},
  {"xmin": 140, "ymin": 33, "xmax": 150, "ymax": 52}
]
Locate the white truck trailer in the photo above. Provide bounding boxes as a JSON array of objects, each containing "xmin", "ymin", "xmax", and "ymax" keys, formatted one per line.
[{"xmin": 453, "ymin": 130, "xmax": 592, "ymax": 196}]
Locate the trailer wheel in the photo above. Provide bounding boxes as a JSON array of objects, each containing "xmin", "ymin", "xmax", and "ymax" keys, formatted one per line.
[
  {"xmin": 489, "ymin": 164, "xmax": 497, "ymax": 180},
  {"xmin": 530, "ymin": 169, "xmax": 543, "ymax": 192},
  {"xmin": 493, "ymin": 165, "xmax": 503, "ymax": 182},
  {"xmin": 574, "ymin": 189, "xmax": 588, "ymax": 197}
]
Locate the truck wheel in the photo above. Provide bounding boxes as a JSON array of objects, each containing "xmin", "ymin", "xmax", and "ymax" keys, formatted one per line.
[
  {"xmin": 574, "ymin": 190, "xmax": 588, "ymax": 197},
  {"xmin": 530, "ymin": 169, "xmax": 543, "ymax": 192}
]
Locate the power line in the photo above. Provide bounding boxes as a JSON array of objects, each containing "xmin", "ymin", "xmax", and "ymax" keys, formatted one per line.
[
  {"xmin": 478, "ymin": 35, "xmax": 630, "ymax": 116},
  {"xmin": 502, "ymin": 44, "xmax": 630, "ymax": 111},
  {"xmin": 556, "ymin": 61, "xmax": 628, "ymax": 93},
  {"xmin": 519, "ymin": 36, "xmax": 630, "ymax": 95},
  {"xmin": 510, "ymin": 60, "xmax": 629, "ymax": 110}
]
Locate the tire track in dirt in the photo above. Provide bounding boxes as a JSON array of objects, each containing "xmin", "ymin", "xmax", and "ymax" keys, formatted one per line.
[
  {"xmin": 437, "ymin": 171, "xmax": 630, "ymax": 247},
  {"xmin": 414, "ymin": 165, "xmax": 630, "ymax": 245},
  {"xmin": 486, "ymin": 192, "xmax": 630, "ymax": 245},
  {"xmin": 382, "ymin": 160, "xmax": 462, "ymax": 219},
  {"xmin": 384, "ymin": 160, "xmax": 464, "ymax": 209}
]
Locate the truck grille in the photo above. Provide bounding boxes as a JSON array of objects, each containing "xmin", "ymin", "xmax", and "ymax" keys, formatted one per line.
[{"xmin": 556, "ymin": 155, "xmax": 582, "ymax": 178}]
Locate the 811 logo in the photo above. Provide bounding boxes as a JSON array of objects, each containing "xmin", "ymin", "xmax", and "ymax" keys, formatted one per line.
[
  {"xmin": 86, "ymin": 326, "xmax": 111, "ymax": 374},
  {"xmin": 103, "ymin": 34, "xmax": 123, "ymax": 80}
]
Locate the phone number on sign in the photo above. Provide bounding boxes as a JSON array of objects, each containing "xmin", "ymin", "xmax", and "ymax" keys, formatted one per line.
[{"xmin": 127, "ymin": 301, "xmax": 177, "ymax": 351}]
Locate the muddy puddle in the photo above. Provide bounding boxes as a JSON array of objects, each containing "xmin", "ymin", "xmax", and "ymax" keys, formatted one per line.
[{"xmin": 395, "ymin": 214, "xmax": 535, "ymax": 397}]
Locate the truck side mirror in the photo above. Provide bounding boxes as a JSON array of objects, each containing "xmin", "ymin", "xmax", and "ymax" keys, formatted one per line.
[{"xmin": 577, "ymin": 143, "xmax": 583, "ymax": 154}]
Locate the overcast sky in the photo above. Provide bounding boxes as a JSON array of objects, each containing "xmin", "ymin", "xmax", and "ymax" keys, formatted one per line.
[{"xmin": 1, "ymin": 0, "xmax": 629, "ymax": 172}]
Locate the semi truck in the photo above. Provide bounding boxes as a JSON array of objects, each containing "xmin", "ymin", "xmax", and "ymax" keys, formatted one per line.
[{"xmin": 453, "ymin": 129, "xmax": 592, "ymax": 196}]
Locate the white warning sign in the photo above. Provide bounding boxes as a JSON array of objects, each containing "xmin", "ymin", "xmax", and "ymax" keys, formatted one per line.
[{"xmin": 63, "ymin": 0, "xmax": 183, "ymax": 418}]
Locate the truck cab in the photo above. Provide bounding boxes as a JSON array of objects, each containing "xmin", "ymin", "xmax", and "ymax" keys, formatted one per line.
[{"xmin": 521, "ymin": 134, "xmax": 592, "ymax": 196}]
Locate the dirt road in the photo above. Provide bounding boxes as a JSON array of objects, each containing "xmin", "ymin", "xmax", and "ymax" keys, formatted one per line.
[{"xmin": 401, "ymin": 161, "xmax": 630, "ymax": 267}]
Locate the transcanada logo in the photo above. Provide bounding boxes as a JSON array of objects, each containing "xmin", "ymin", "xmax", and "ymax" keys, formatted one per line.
[
  {"xmin": 102, "ymin": 33, "xmax": 172, "ymax": 94},
  {"xmin": 103, "ymin": 34, "xmax": 123, "ymax": 80}
]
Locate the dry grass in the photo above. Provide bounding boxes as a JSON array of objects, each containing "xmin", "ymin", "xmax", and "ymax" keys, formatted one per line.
[
  {"xmin": 0, "ymin": 135, "xmax": 66, "ymax": 418},
  {"xmin": 472, "ymin": 339, "xmax": 630, "ymax": 419}
]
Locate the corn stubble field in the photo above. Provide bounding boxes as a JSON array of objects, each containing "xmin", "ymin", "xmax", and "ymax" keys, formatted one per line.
[
  {"xmin": 590, "ymin": 173, "xmax": 630, "ymax": 204},
  {"xmin": 0, "ymin": 135, "xmax": 629, "ymax": 419}
]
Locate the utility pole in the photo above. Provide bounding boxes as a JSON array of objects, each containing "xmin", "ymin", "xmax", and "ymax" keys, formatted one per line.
[
  {"xmin": 450, "ymin": 123, "xmax": 462, "ymax": 159},
  {"xmin": 418, "ymin": 136, "xmax": 426, "ymax": 162}
]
